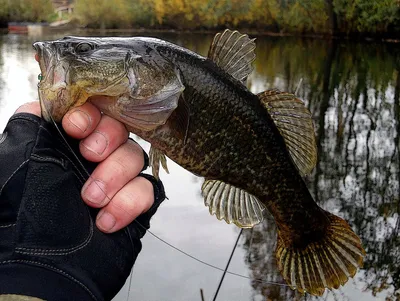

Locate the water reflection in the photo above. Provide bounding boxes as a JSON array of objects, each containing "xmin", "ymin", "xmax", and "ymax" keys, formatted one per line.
[
  {"xmin": 0, "ymin": 31, "xmax": 398, "ymax": 301},
  {"xmin": 244, "ymin": 38, "xmax": 400, "ymax": 301},
  {"xmin": 0, "ymin": 34, "xmax": 42, "ymax": 122}
]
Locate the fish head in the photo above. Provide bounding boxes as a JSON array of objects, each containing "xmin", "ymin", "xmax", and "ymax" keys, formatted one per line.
[
  {"xmin": 33, "ymin": 36, "xmax": 137, "ymax": 122},
  {"xmin": 33, "ymin": 36, "xmax": 185, "ymax": 130}
]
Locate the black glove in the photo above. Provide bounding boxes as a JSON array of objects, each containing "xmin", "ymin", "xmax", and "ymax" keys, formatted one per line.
[{"xmin": 0, "ymin": 113, "xmax": 165, "ymax": 301}]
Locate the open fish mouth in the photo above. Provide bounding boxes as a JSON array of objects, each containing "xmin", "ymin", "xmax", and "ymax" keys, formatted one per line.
[
  {"xmin": 33, "ymin": 41, "xmax": 68, "ymax": 122},
  {"xmin": 33, "ymin": 41, "xmax": 54, "ymax": 82}
]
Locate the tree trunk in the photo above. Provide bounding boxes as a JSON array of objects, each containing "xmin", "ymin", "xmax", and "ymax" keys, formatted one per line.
[
  {"xmin": 325, "ymin": 0, "xmax": 337, "ymax": 35},
  {"xmin": 313, "ymin": 39, "xmax": 337, "ymax": 203}
]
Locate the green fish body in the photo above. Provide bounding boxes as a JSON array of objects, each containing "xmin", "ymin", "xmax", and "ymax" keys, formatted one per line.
[
  {"xmin": 33, "ymin": 30, "xmax": 365, "ymax": 296},
  {"xmin": 134, "ymin": 46, "xmax": 323, "ymax": 236}
]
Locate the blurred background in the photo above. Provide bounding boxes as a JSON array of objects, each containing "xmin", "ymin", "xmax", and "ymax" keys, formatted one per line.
[
  {"xmin": 0, "ymin": 1, "xmax": 399, "ymax": 301},
  {"xmin": 0, "ymin": 0, "xmax": 399, "ymax": 36}
]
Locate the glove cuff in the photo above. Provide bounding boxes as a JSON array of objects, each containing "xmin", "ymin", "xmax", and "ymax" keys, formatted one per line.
[{"xmin": 0, "ymin": 261, "xmax": 101, "ymax": 301}]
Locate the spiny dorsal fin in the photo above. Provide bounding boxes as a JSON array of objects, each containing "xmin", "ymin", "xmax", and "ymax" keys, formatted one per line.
[
  {"xmin": 208, "ymin": 29, "xmax": 256, "ymax": 83},
  {"xmin": 201, "ymin": 179, "xmax": 265, "ymax": 228},
  {"xmin": 258, "ymin": 89, "xmax": 317, "ymax": 176},
  {"xmin": 149, "ymin": 146, "xmax": 169, "ymax": 180}
]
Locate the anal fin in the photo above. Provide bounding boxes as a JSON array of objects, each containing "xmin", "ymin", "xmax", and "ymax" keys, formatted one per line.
[{"xmin": 201, "ymin": 179, "xmax": 265, "ymax": 228}]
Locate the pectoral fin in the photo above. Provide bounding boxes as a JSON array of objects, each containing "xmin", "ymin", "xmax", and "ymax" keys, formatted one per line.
[
  {"xmin": 202, "ymin": 179, "xmax": 265, "ymax": 228},
  {"xmin": 258, "ymin": 89, "xmax": 317, "ymax": 176},
  {"xmin": 149, "ymin": 146, "xmax": 169, "ymax": 180},
  {"xmin": 208, "ymin": 29, "xmax": 256, "ymax": 84}
]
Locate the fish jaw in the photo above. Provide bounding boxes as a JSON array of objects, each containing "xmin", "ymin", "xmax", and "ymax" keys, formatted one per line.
[
  {"xmin": 33, "ymin": 41, "xmax": 77, "ymax": 122},
  {"xmin": 33, "ymin": 41, "xmax": 53, "ymax": 81},
  {"xmin": 33, "ymin": 39, "xmax": 135, "ymax": 122}
]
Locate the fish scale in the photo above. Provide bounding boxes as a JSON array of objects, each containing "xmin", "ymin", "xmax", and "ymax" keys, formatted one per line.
[
  {"xmin": 33, "ymin": 29, "xmax": 365, "ymax": 296},
  {"xmin": 130, "ymin": 43, "xmax": 341, "ymax": 252}
]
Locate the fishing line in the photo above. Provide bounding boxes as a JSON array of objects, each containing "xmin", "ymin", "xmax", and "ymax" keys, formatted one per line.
[
  {"xmin": 37, "ymin": 84, "xmax": 289, "ymax": 292},
  {"xmin": 134, "ymin": 220, "xmax": 287, "ymax": 287},
  {"xmin": 212, "ymin": 228, "xmax": 243, "ymax": 301},
  {"xmin": 39, "ymin": 84, "xmax": 138, "ymax": 301}
]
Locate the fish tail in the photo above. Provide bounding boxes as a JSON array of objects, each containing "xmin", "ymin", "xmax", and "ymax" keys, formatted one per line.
[{"xmin": 275, "ymin": 212, "xmax": 365, "ymax": 296}]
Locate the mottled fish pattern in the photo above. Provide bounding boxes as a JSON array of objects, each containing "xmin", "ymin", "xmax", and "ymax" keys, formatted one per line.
[{"xmin": 33, "ymin": 30, "xmax": 365, "ymax": 296}]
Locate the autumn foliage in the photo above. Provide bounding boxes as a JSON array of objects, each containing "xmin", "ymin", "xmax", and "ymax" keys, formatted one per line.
[
  {"xmin": 72, "ymin": 0, "xmax": 400, "ymax": 35},
  {"xmin": 1, "ymin": 0, "xmax": 400, "ymax": 35}
]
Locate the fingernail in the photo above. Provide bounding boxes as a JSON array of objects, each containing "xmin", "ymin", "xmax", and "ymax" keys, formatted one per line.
[
  {"xmin": 97, "ymin": 211, "xmax": 116, "ymax": 232},
  {"xmin": 68, "ymin": 110, "xmax": 90, "ymax": 132},
  {"xmin": 82, "ymin": 131, "xmax": 108, "ymax": 155},
  {"xmin": 83, "ymin": 180, "xmax": 106, "ymax": 205}
]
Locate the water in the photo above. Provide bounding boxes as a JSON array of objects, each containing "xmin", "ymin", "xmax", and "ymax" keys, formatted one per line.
[{"xmin": 0, "ymin": 31, "xmax": 398, "ymax": 301}]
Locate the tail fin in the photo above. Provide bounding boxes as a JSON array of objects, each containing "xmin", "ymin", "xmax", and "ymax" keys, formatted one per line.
[{"xmin": 275, "ymin": 213, "xmax": 365, "ymax": 296}]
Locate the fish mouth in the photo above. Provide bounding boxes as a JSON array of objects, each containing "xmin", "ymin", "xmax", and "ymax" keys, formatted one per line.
[
  {"xmin": 33, "ymin": 41, "xmax": 54, "ymax": 121},
  {"xmin": 33, "ymin": 41, "xmax": 68, "ymax": 122},
  {"xmin": 33, "ymin": 41, "xmax": 54, "ymax": 81}
]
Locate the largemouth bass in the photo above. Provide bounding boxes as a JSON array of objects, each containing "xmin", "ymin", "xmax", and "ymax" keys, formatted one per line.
[{"xmin": 33, "ymin": 30, "xmax": 365, "ymax": 296}]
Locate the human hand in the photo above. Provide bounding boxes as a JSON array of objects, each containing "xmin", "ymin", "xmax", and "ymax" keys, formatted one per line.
[
  {"xmin": 0, "ymin": 103, "xmax": 165, "ymax": 300},
  {"xmin": 16, "ymin": 101, "xmax": 153, "ymax": 233}
]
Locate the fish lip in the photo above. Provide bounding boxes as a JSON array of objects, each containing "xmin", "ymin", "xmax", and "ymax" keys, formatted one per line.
[
  {"xmin": 33, "ymin": 41, "xmax": 54, "ymax": 80},
  {"xmin": 33, "ymin": 41, "xmax": 61, "ymax": 122}
]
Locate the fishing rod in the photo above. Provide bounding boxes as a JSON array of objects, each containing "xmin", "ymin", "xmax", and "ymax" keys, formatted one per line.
[{"xmin": 212, "ymin": 229, "xmax": 243, "ymax": 301}]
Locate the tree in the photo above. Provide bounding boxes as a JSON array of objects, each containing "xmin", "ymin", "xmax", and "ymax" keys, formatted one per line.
[
  {"xmin": 333, "ymin": 0, "xmax": 400, "ymax": 34},
  {"xmin": 74, "ymin": 0, "xmax": 133, "ymax": 29}
]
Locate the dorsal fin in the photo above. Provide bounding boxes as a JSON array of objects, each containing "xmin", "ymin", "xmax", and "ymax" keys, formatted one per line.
[
  {"xmin": 208, "ymin": 29, "xmax": 256, "ymax": 83},
  {"xmin": 258, "ymin": 89, "xmax": 317, "ymax": 176},
  {"xmin": 202, "ymin": 179, "xmax": 265, "ymax": 228}
]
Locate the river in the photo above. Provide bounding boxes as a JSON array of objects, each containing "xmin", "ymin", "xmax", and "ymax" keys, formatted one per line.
[{"xmin": 0, "ymin": 30, "xmax": 398, "ymax": 301}]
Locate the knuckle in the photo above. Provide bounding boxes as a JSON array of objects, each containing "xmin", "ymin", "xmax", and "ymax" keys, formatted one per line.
[
  {"xmin": 111, "ymin": 178, "xmax": 154, "ymax": 218},
  {"xmin": 126, "ymin": 139, "xmax": 144, "ymax": 160},
  {"xmin": 112, "ymin": 141, "xmax": 144, "ymax": 172},
  {"xmin": 112, "ymin": 191, "xmax": 140, "ymax": 218},
  {"xmin": 135, "ymin": 177, "xmax": 155, "ymax": 209},
  {"xmin": 108, "ymin": 156, "xmax": 130, "ymax": 178},
  {"xmin": 137, "ymin": 177, "xmax": 154, "ymax": 194}
]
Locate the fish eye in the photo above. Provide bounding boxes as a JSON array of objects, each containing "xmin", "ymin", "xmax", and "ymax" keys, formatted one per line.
[{"xmin": 75, "ymin": 42, "xmax": 94, "ymax": 54}]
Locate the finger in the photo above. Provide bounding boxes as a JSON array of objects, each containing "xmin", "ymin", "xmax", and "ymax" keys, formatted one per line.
[
  {"xmin": 96, "ymin": 176, "xmax": 154, "ymax": 233},
  {"xmin": 81, "ymin": 139, "xmax": 145, "ymax": 207},
  {"xmin": 14, "ymin": 101, "xmax": 41, "ymax": 117},
  {"xmin": 62, "ymin": 102, "xmax": 102, "ymax": 139},
  {"xmin": 79, "ymin": 114, "xmax": 129, "ymax": 162}
]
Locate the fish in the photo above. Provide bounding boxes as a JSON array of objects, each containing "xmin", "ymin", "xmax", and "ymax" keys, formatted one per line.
[{"xmin": 33, "ymin": 30, "xmax": 365, "ymax": 296}]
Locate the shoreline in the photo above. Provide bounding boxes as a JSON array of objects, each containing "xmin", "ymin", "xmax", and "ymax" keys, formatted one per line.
[
  {"xmin": 60, "ymin": 27, "xmax": 400, "ymax": 43},
  {"xmin": 3, "ymin": 23, "xmax": 400, "ymax": 43}
]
